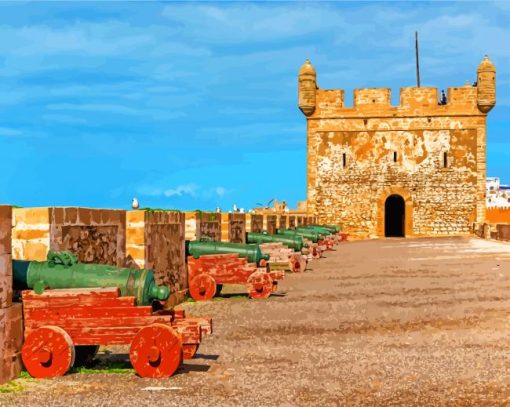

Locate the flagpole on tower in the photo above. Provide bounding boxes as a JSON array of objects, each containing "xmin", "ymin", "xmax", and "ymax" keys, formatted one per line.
[{"xmin": 415, "ymin": 31, "xmax": 421, "ymax": 88}]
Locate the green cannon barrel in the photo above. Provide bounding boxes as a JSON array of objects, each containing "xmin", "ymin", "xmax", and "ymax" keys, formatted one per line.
[
  {"xmin": 296, "ymin": 226, "xmax": 334, "ymax": 236},
  {"xmin": 12, "ymin": 251, "xmax": 170, "ymax": 306},
  {"xmin": 311, "ymin": 224, "xmax": 342, "ymax": 233},
  {"xmin": 246, "ymin": 232, "xmax": 307, "ymax": 252},
  {"xmin": 187, "ymin": 240, "xmax": 269, "ymax": 265},
  {"xmin": 277, "ymin": 228, "xmax": 323, "ymax": 243}
]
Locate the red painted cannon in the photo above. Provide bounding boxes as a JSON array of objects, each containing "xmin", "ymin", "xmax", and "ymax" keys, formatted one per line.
[
  {"xmin": 20, "ymin": 287, "xmax": 212, "ymax": 379},
  {"xmin": 188, "ymin": 254, "xmax": 285, "ymax": 301}
]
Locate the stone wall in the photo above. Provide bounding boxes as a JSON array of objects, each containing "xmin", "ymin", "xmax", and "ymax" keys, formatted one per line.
[
  {"xmin": 126, "ymin": 210, "xmax": 186, "ymax": 296},
  {"xmin": 288, "ymin": 216, "xmax": 296, "ymax": 228},
  {"xmin": 263, "ymin": 215, "xmax": 278, "ymax": 235},
  {"xmin": 12, "ymin": 207, "xmax": 126, "ymax": 266},
  {"xmin": 300, "ymin": 57, "xmax": 495, "ymax": 239},
  {"xmin": 221, "ymin": 213, "xmax": 246, "ymax": 243},
  {"xmin": 184, "ymin": 211, "xmax": 221, "ymax": 241},
  {"xmin": 473, "ymin": 222, "xmax": 510, "ymax": 242},
  {"xmin": 278, "ymin": 215, "xmax": 288, "ymax": 230},
  {"xmin": 0, "ymin": 206, "xmax": 22, "ymax": 384},
  {"xmin": 246, "ymin": 214, "xmax": 263, "ymax": 233},
  {"xmin": 305, "ymin": 87, "xmax": 488, "ymax": 239}
]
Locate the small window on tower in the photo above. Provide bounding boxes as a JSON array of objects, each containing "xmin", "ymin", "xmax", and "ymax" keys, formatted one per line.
[
  {"xmin": 443, "ymin": 152, "xmax": 448, "ymax": 168},
  {"xmin": 342, "ymin": 153, "xmax": 346, "ymax": 168},
  {"xmin": 393, "ymin": 151, "xmax": 397, "ymax": 162}
]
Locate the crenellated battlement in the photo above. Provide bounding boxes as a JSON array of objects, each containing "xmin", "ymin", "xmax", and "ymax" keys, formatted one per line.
[
  {"xmin": 312, "ymin": 85, "xmax": 480, "ymax": 118},
  {"xmin": 299, "ymin": 56, "xmax": 495, "ymax": 118},
  {"xmin": 301, "ymin": 55, "xmax": 495, "ymax": 239}
]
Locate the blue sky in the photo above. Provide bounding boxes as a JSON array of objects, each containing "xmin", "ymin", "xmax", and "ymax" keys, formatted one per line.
[{"xmin": 0, "ymin": 1, "xmax": 509, "ymax": 211}]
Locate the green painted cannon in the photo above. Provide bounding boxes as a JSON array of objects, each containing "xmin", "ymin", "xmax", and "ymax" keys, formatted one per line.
[
  {"xmin": 12, "ymin": 251, "xmax": 170, "ymax": 306},
  {"xmin": 277, "ymin": 228, "xmax": 324, "ymax": 243},
  {"xmin": 295, "ymin": 226, "xmax": 334, "ymax": 236},
  {"xmin": 186, "ymin": 240, "xmax": 270, "ymax": 265},
  {"xmin": 246, "ymin": 232, "xmax": 307, "ymax": 252},
  {"xmin": 311, "ymin": 224, "xmax": 342, "ymax": 233}
]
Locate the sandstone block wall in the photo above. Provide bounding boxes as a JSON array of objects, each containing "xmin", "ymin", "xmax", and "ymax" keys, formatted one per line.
[
  {"xmin": 0, "ymin": 206, "xmax": 22, "ymax": 384},
  {"xmin": 306, "ymin": 86, "xmax": 488, "ymax": 239},
  {"xmin": 278, "ymin": 215, "xmax": 288, "ymax": 230},
  {"xmin": 246, "ymin": 214, "xmax": 263, "ymax": 233},
  {"xmin": 221, "ymin": 213, "xmax": 246, "ymax": 243},
  {"xmin": 263, "ymin": 215, "xmax": 277, "ymax": 235},
  {"xmin": 126, "ymin": 210, "xmax": 186, "ymax": 294},
  {"xmin": 288, "ymin": 216, "xmax": 296, "ymax": 228},
  {"xmin": 12, "ymin": 207, "xmax": 126, "ymax": 266},
  {"xmin": 0, "ymin": 206, "xmax": 12, "ymax": 309},
  {"xmin": 184, "ymin": 211, "xmax": 221, "ymax": 241}
]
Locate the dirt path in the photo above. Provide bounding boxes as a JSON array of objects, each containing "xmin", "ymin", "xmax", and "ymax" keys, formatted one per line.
[{"xmin": 2, "ymin": 237, "xmax": 510, "ymax": 406}]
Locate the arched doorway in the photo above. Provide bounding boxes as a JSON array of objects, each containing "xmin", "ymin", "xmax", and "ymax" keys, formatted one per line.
[{"xmin": 385, "ymin": 194, "xmax": 405, "ymax": 237}]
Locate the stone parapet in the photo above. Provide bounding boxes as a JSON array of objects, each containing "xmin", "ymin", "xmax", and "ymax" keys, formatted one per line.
[
  {"xmin": 12, "ymin": 207, "xmax": 126, "ymax": 266},
  {"xmin": 126, "ymin": 210, "xmax": 186, "ymax": 299}
]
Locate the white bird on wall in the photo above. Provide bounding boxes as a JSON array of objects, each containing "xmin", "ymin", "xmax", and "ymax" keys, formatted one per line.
[{"xmin": 132, "ymin": 197, "xmax": 140, "ymax": 209}]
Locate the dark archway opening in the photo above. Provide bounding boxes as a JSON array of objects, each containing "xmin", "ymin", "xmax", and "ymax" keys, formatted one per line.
[{"xmin": 385, "ymin": 194, "xmax": 405, "ymax": 237}]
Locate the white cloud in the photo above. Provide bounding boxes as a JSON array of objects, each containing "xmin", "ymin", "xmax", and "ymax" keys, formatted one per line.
[
  {"xmin": 137, "ymin": 183, "xmax": 228, "ymax": 200},
  {"xmin": 215, "ymin": 186, "xmax": 226, "ymax": 197},
  {"xmin": 0, "ymin": 127, "xmax": 22, "ymax": 137},
  {"xmin": 161, "ymin": 3, "xmax": 347, "ymax": 44},
  {"xmin": 163, "ymin": 184, "xmax": 198, "ymax": 198}
]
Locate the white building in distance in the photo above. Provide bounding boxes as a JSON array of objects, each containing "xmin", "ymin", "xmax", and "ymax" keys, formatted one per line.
[{"xmin": 487, "ymin": 177, "xmax": 510, "ymax": 208}]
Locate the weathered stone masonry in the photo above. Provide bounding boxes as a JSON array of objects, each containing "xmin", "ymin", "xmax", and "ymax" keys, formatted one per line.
[{"xmin": 299, "ymin": 56, "xmax": 496, "ymax": 239}]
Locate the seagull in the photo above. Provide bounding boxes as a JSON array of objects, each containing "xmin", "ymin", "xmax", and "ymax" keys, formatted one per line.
[{"xmin": 132, "ymin": 197, "xmax": 140, "ymax": 210}]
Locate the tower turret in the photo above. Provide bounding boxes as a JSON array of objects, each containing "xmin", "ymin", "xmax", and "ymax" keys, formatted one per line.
[
  {"xmin": 298, "ymin": 59, "xmax": 317, "ymax": 116},
  {"xmin": 477, "ymin": 54, "xmax": 496, "ymax": 113}
]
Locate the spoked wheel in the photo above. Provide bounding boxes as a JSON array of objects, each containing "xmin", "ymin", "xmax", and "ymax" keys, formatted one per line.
[
  {"xmin": 22, "ymin": 326, "xmax": 75, "ymax": 378},
  {"xmin": 74, "ymin": 345, "xmax": 100, "ymax": 367},
  {"xmin": 189, "ymin": 274, "xmax": 217, "ymax": 301},
  {"xmin": 182, "ymin": 344, "xmax": 198, "ymax": 360},
  {"xmin": 247, "ymin": 272, "xmax": 273, "ymax": 299},
  {"xmin": 130, "ymin": 323, "xmax": 182, "ymax": 378}
]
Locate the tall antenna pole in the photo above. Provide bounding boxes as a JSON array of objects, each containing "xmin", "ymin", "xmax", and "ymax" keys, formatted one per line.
[{"xmin": 415, "ymin": 31, "xmax": 421, "ymax": 88}]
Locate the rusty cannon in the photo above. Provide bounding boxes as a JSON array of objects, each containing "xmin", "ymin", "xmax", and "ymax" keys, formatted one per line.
[{"xmin": 13, "ymin": 251, "xmax": 212, "ymax": 379}]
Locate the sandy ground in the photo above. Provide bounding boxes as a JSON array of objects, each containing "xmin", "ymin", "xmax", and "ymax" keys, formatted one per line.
[{"xmin": 2, "ymin": 236, "xmax": 510, "ymax": 407}]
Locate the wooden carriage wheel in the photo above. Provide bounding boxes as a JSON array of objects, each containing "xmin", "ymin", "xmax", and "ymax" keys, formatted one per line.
[
  {"xmin": 22, "ymin": 326, "xmax": 76, "ymax": 378},
  {"xmin": 182, "ymin": 344, "xmax": 199, "ymax": 360},
  {"xmin": 289, "ymin": 255, "xmax": 306, "ymax": 273},
  {"xmin": 130, "ymin": 323, "xmax": 182, "ymax": 378},
  {"xmin": 312, "ymin": 246, "xmax": 321, "ymax": 259},
  {"xmin": 247, "ymin": 272, "xmax": 273, "ymax": 299},
  {"xmin": 189, "ymin": 274, "xmax": 217, "ymax": 301}
]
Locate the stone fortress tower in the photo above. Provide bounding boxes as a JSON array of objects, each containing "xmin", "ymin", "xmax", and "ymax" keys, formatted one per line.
[{"xmin": 299, "ymin": 56, "xmax": 496, "ymax": 239}]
